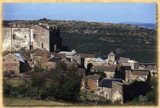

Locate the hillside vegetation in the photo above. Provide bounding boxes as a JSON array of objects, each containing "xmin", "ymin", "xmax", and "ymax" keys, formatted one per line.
[
  {"xmin": 4, "ymin": 19, "xmax": 157, "ymax": 62},
  {"xmin": 51, "ymin": 20, "xmax": 156, "ymax": 63}
]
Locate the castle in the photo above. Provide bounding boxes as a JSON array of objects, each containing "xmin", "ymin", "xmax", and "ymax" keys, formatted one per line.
[{"xmin": 2, "ymin": 22, "xmax": 62, "ymax": 52}]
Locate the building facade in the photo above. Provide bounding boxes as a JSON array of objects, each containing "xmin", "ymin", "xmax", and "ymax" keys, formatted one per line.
[{"xmin": 2, "ymin": 23, "xmax": 62, "ymax": 52}]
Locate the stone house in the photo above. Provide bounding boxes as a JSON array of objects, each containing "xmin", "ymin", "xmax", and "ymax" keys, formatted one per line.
[
  {"xmin": 124, "ymin": 69, "xmax": 150, "ymax": 82},
  {"xmin": 111, "ymin": 81, "xmax": 124, "ymax": 104},
  {"xmin": 91, "ymin": 65, "xmax": 117, "ymax": 79},
  {"xmin": 31, "ymin": 25, "xmax": 62, "ymax": 52},
  {"xmin": 130, "ymin": 70, "xmax": 150, "ymax": 82},
  {"xmin": 31, "ymin": 49, "xmax": 50, "ymax": 67},
  {"xmin": 3, "ymin": 53, "xmax": 30, "ymax": 74},
  {"xmin": 118, "ymin": 57, "xmax": 130, "ymax": 66},
  {"xmin": 84, "ymin": 75, "xmax": 101, "ymax": 92},
  {"xmin": 2, "ymin": 23, "xmax": 62, "ymax": 52},
  {"xmin": 95, "ymin": 78, "xmax": 123, "ymax": 103},
  {"xmin": 81, "ymin": 53, "xmax": 95, "ymax": 69}
]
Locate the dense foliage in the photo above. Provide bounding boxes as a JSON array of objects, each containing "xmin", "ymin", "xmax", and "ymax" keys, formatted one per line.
[{"xmin": 3, "ymin": 63, "xmax": 83, "ymax": 102}]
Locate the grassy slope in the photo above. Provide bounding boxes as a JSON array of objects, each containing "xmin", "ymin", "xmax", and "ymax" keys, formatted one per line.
[{"xmin": 3, "ymin": 97, "xmax": 75, "ymax": 106}]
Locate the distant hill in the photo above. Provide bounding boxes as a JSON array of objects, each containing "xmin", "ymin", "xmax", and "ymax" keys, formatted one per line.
[
  {"xmin": 120, "ymin": 22, "xmax": 156, "ymax": 30},
  {"xmin": 4, "ymin": 20, "xmax": 157, "ymax": 63}
]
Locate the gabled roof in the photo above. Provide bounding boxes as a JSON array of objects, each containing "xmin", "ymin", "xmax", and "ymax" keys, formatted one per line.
[
  {"xmin": 33, "ymin": 49, "xmax": 49, "ymax": 57},
  {"xmin": 118, "ymin": 57, "xmax": 130, "ymax": 63},
  {"xmin": 131, "ymin": 70, "xmax": 150, "ymax": 75},
  {"xmin": 4, "ymin": 53, "xmax": 26, "ymax": 63},
  {"xmin": 99, "ymin": 78, "xmax": 122, "ymax": 88},
  {"xmin": 80, "ymin": 53, "xmax": 95, "ymax": 58},
  {"xmin": 49, "ymin": 53, "xmax": 66, "ymax": 58},
  {"xmin": 95, "ymin": 57, "xmax": 104, "ymax": 62},
  {"xmin": 59, "ymin": 50, "xmax": 77, "ymax": 56},
  {"xmin": 108, "ymin": 51, "xmax": 115, "ymax": 56},
  {"xmin": 14, "ymin": 53, "xmax": 26, "ymax": 63},
  {"xmin": 85, "ymin": 75, "xmax": 100, "ymax": 80},
  {"xmin": 31, "ymin": 24, "xmax": 50, "ymax": 30}
]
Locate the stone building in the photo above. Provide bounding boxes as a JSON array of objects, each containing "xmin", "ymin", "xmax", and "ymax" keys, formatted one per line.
[
  {"xmin": 95, "ymin": 78, "xmax": 123, "ymax": 103},
  {"xmin": 107, "ymin": 51, "xmax": 116, "ymax": 65},
  {"xmin": 84, "ymin": 75, "xmax": 101, "ymax": 92},
  {"xmin": 2, "ymin": 23, "xmax": 62, "ymax": 52},
  {"xmin": 91, "ymin": 65, "xmax": 117, "ymax": 79},
  {"xmin": 3, "ymin": 53, "xmax": 29, "ymax": 73}
]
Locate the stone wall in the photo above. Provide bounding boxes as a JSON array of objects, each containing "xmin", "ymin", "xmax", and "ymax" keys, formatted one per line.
[
  {"xmin": 3, "ymin": 53, "xmax": 20, "ymax": 73},
  {"xmin": 86, "ymin": 79, "xmax": 98, "ymax": 91},
  {"xmin": 31, "ymin": 25, "xmax": 50, "ymax": 51},
  {"xmin": 2, "ymin": 28, "xmax": 12, "ymax": 51},
  {"xmin": 3, "ymin": 27, "xmax": 31, "ymax": 51},
  {"xmin": 3, "ymin": 24, "xmax": 62, "ymax": 52},
  {"xmin": 111, "ymin": 82, "xmax": 123, "ymax": 104},
  {"xmin": 12, "ymin": 28, "xmax": 31, "ymax": 51}
]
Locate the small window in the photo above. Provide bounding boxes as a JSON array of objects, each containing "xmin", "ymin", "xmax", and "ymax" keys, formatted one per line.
[
  {"xmin": 14, "ymin": 59, "xmax": 16, "ymax": 61},
  {"xmin": 41, "ymin": 43, "xmax": 43, "ymax": 48},
  {"xmin": 33, "ymin": 34, "xmax": 36, "ymax": 39},
  {"xmin": 24, "ymin": 36, "xmax": 26, "ymax": 38},
  {"xmin": 13, "ymin": 67, "xmax": 17, "ymax": 70},
  {"xmin": 13, "ymin": 34, "xmax": 16, "ymax": 39},
  {"xmin": 3, "ymin": 59, "xmax": 5, "ymax": 61},
  {"xmin": 3, "ymin": 67, "xmax": 6, "ymax": 70}
]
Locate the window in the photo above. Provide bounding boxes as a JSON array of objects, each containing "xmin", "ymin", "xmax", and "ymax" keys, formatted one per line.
[
  {"xmin": 13, "ymin": 34, "xmax": 16, "ymax": 39},
  {"xmin": 24, "ymin": 35, "xmax": 26, "ymax": 38},
  {"xmin": 41, "ymin": 43, "xmax": 43, "ymax": 48},
  {"xmin": 3, "ymin": 67, "xmax": 6, "ymax": 71},
  {"xmin": 33, "ymin": 34, "xmax": 36, "ymax": 39},
  {"xmin": 13, "ymin": 67, "xmax": 17, "ymax": 70},
  {"xmin": 3, "ymin": 59, "xmax": 5, "ymax": 61}
]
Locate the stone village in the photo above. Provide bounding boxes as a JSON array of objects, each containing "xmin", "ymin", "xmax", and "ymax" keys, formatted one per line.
[{"xmin": 2, "ymin": 22, "xmax": 157, "ymax": 104}]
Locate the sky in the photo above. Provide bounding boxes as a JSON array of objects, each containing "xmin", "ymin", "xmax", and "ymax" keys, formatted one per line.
[{"xmin": 3, "ymin": 3, "xmax": 156, "ymax": 23}]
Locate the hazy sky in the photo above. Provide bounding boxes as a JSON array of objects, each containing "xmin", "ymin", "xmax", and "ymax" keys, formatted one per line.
[{"xmin": 3, "ymin": 3, "xmax": 156, "ymax": 23}]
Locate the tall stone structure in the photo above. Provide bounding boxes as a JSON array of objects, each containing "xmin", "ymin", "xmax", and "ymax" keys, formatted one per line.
[
  {"xmin": 108, "ymin": 51, "xmax": 116, "ymax": 65},
  {"xmin": 2, "ymin": 23, "xmax": 62, "ymax": 52}
]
